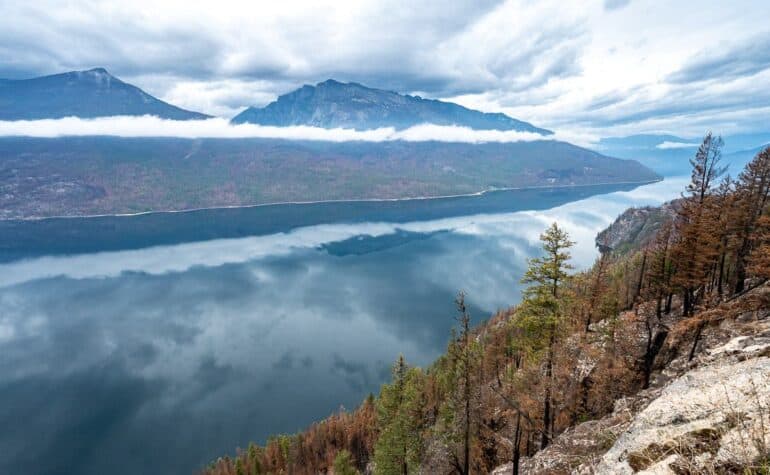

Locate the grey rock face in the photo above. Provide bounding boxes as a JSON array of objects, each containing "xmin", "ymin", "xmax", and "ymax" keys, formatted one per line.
[{"xmin": 231, "ymin": 79, "xmax": 552, "ymax": 134}]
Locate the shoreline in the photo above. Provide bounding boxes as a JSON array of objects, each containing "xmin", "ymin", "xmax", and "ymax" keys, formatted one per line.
[{"xmin": 5, "ymin": 178, "xmax": 662, "ymax": 222}]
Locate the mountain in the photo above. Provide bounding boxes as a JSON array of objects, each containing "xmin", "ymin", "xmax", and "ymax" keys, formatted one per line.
[
  {"xmin": 597, "ymin": 133, "xmax": 770, "ymax": 176},
  {"xmin": 724, "ymin": 143, "xmax": 770, "ymax": 172},
  {"xmin": 0, "ymin": 136, "xmax": 657, "ymax": 219},
  {"xmin": 595, "ymin": 134, "xmax": 699, "ymax": 176},
  {"xmin": 0, "ymin": 68, "xmax": 210, "ymax": 120},
  {"xmin": 231, "ymin": 79, "xmax": 552, "ymax": 134}
]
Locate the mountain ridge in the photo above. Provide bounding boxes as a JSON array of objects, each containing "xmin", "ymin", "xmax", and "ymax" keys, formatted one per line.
[
  {"xmin": 231, "ymin": 79, "xmax": 553, "ymax": 134},
  {"xmin": 0, "ymin": 68, "xmax": 210, "ymax": 120}
]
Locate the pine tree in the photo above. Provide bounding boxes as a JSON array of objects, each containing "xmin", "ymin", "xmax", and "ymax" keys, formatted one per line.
[
  {"xmin": 516, "ymin": 222, "xmax": 574, "ymax": 449},
  {"xmin": 687, "ymin": 132, "xmax": 727, "ymax": 204},
  {"xmin": 733, "ymin": 147, "xmax": 770, "ymax": 293},
  {"xmin": 747, "ymin": 214, "xmax": 770, "ymax": 281},
  {"xmin": 373, "ymin": 356, "xmax": 423, "ymax": 475},
  {"xmin": 247, "ymin": 442, "xmax": 262, "ymax": 475},
  {"xmin": 439, "ymin": 291, "xmax": 483, "ymax": 475},
  {"xmin": 333, "ymin": 450, "xmax": 360, "ymax": 475},
  {"xmin": 709, "ymin": 176, "xmax": 736, "ymax": 297},
  {"xmin": 672, "ymin": 133, "xmax": 726, "ymax": 314},
  {"xmin": 644, "ymin": 220, "xmax": 673, "ymax": 318}
]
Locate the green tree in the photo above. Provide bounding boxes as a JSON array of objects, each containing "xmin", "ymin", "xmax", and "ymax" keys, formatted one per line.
[
  {"xmin": 516, "ymin": 222, "xmax": 574, "ymax": 449},
  {"xmin": 333, "ymin": 449, "xmax": 360, "ymax": 475},
  {"xmin": 373, "ymin": 356, "xmax": 423, "ymax": 475},
  {"xmin": 522, "ymin": 222, "xmax": 574, "ymax": 300},
  {"xmin": 247, "ymin": 442, "xmax": 262, "ymax": 475},
  {"xmin": 444, "ymin": 291, "xmax": 481, "ymax": 475}
]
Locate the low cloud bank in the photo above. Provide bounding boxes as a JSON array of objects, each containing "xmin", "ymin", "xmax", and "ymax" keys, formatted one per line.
[
  {"xmin": 657, "ymin": 140, "xmax": 699, "ymax": 149},
  {"xmin": 0, "ymin": 116, "xmax": 557, "ymax": 143}
]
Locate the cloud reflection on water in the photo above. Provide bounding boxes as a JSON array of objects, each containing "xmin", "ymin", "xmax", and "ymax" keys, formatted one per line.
[{"xmin": 0, "ymin": 178, "xmax": 685, "ymax": 475}]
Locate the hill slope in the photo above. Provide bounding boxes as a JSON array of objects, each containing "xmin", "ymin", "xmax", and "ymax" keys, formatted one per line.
[
  {"xmin": 0, "ymin": 68, "xmax": 210, "ymax": 120},
  {"xmin": 0, "ymin": 136, "xmax": 657, "ymax": 219},
  {"xmin": 231, "ymin": 79, "xmax": 552, "ymax": 134}
]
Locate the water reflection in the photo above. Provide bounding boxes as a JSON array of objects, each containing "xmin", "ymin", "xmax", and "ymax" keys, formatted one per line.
[{"xmin": 0, "ymin": 178, "xmax": 684, "ymax": 475}]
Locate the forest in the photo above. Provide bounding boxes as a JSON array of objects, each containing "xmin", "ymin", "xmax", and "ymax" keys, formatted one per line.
[{"xmin": 202, "ymin": 133, "xmax": 770, "ymax": 474}]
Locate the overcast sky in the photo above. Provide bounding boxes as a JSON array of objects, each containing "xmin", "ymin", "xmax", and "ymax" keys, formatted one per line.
[{"xmin": 2, "ymin": 0, "xmax": 770, "ymax": 137}]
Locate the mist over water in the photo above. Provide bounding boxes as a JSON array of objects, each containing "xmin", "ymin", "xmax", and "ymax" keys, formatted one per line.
[{"xmin": 0, "ymin": 179, "xmax": 684, "ymax": 475}]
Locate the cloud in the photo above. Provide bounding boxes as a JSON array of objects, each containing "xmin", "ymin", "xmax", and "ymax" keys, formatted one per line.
[
  {"xmin": 603, "ymin": 0, "xmax": 631, "ymax": 10},
  {"xmin": 669, "ymin": 33, "xmax": 770, "ymax": 84},
  {"xmin": 0, "ymin": 116, "xmax": 554, "ymax": 143},
  {"xmin": 1, "ymin": 0, "xmax": 770, "ymax": 138},
  {"xmin": 0, "ymin": 0, "xmax": 585, "ymax": 112},
  {"xmin": 657, "ymin": 140, "xmax": 699, "ymax": 149}
]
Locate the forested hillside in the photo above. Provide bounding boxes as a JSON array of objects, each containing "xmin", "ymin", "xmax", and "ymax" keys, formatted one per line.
[
  {"xmin": 203, "ymin": 133, "xmax": 770, "ymax": 474},
  {"xmin": 0, "ymin": 137, "xmax": 657, "ymax": 219}
]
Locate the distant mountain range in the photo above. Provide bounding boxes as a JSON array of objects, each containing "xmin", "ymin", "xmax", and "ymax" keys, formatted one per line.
[
  {"xmin": 597, "ymin": 134, "xmax": 770, "ymax": 176},
  {"xmin": 0, "ymin": 69, "xmax": 552, "ymax": 135},
  {"xmin": 231, "ymin": 79, "xmax": 553, "ymax": 134},
  {"xmin": 0, "ymin": 68, "xmax": 210, "ymax": 120}
]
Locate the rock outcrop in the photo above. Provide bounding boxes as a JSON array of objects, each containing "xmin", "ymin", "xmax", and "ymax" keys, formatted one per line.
[
  {"xmin": 595, "ymin": 350, "xmax": 770, "ymax": 473},
  {"xmin": 596, "ymin": 202, "xmax": 676, "ymax": 254},
  {"xmin": 493, "ymin": 283, "xmax": 770, "ymax": 474}
]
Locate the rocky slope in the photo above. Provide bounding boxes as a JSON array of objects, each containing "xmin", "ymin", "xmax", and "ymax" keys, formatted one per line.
[
  {"xmin": 231, "ymin": 79, "xmax": 552, "ymax": 133},
  {"xmin": 491, "ymin": 258, "xmax": 770, "ymax": 475},
  {"xmin": 596, "ymin": 201, "xmax": 677, "ymax": 253}
]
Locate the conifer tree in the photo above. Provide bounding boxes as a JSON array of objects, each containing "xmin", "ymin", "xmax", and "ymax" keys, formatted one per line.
[
  {"xmin": 747, "ymin": 214, "xmax": 770, "ymax": 281},
  {"xmin": 733, "ymin": 147, "xmax": 770, "ymax": 292},
  {"xmin": 373, "ymin": 356, "xmax": 423, "ymax": 475},
  {"xmin": 644, "ymin": 221, "xmax": 673, "ymax": 318},
  {"xmin": 247, "ymin": 442, "xmax": 262, "ymax": 475},
  {"xmin": 516, "ymin": 222, "xmax": 574, "ymax": 449},
  {"xmin": 442, "ymin": 291, "xmax": 482, "ymax": 475},
  {"xmin": 710, "ymin": 176, "xmax": 736, "ymax": 296},
  {"xmin": 333, "ymin": 450, "xmax": 360, "ymax": 475},
  {"xmin": 672, "ymin": 132, "xmax": 726, "ymax": 314}
]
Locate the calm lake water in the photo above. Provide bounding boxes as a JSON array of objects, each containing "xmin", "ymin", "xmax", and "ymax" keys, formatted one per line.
[{"xmin": 0, "ymin": 179, "xmax": 683, "ymax": 475}]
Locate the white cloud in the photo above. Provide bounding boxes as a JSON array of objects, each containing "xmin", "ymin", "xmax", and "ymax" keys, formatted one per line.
[
  {"xmin": 657, "ymin": 141, "xmax": 699, "ymax": 149},
  {"xmin": 0, "ymin": 116, "xmax": 564, "ymax": 143},
  {"xmin": 1, "ymin": 0, "xmax": 769, "ymax": 137}
]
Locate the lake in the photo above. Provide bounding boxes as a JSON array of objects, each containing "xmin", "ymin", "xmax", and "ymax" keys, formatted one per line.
[{"xmin": 0, "ymin": 179, "xmax": 683, "ymax": 475}]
